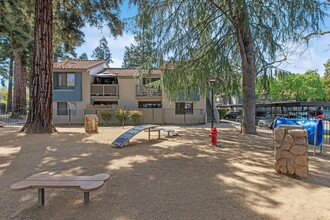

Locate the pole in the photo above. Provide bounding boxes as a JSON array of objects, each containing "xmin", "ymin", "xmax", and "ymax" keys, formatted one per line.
[{"xmin": 211, "ymin": 87, "xmax": 214, "ymax": 129}]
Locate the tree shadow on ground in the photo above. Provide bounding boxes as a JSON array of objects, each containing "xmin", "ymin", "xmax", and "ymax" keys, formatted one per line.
[{"xmin": 1, "ymin": 126, "xmax": 330, "ymax": 219}]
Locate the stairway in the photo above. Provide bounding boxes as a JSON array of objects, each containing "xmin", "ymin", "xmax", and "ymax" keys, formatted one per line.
[{"xmin": 206, "ymin": 98, "xmax": 215, "ymax": 123}]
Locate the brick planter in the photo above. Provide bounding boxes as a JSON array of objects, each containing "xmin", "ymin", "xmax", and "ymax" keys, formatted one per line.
[{"xmin": 273, "ymin": 125, "xmax": 308, "ymax": 178}]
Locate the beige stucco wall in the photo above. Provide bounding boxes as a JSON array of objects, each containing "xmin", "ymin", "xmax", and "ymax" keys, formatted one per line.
[
  {"xmin": 161, "ymin": 91, "xmax": 206, "ymax": 124},
  {"xmin": 78, "ymin": 70, "xmax": 91, "ymax": 109},
  {"xmin": 117, "ymin": 76, "xmax": 139, "ymax": 108}
]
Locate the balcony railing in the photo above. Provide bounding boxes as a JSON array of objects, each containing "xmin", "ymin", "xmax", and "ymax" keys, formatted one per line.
[
  {"xmin": 91, "ymin": 84, "xmax": 119, "ymax": 96},
  {"xmin": 136, "ymin": 85, "xmax": 162, "ymax": 97}
]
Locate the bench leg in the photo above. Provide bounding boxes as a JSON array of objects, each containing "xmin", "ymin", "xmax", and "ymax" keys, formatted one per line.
[
  {"xmin": 38, "ymin": 188, "xmax": 45, "ymax": 206},
  {"xmin": 84, "ymin": 192, "xmax": 90, "ymax": 204}
]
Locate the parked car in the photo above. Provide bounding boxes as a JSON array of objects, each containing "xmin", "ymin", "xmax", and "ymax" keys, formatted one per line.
[
  {"xmin": 257, "ymin": 119, "xmax": 274, "ymax": 129},
  {"xmin": 224, "ymin": 112, "xmax": 241, "ymax": 120},
  {"xmin": 236, "ymin": 115, "xmax": 242, "ymax": 123}
]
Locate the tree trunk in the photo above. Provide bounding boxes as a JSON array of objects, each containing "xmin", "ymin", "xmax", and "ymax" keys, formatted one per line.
[
  {"xmin": 7, "ymin": 58, "xmax": 13, "ymax": 113},
  {"xmin": 12, "ymin": 51, "xmax": 26, "ymax": 118},
  {"xmin": 12, "ymin": 51, "xmax": 27, "ymax": 118},
  {"xmin": 21, "ymin": 0, "xmax": 56, "ymax": 133},
  {"xmin": 235, "ymin": 1, "xmax": 257, "ymax": 135}
]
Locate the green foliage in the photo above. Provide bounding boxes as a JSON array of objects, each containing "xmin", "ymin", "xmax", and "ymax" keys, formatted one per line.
[
  {"xmin": 267, "ymin": 70, "xmax": 325, "ymax": 101},
  {"xmin": 122, "ymin": 27, "xmax": 156, "ymax": 68},
  {"xmin": 322, "ymin": 59, "xmax": 330, "ymax": 100},
  {"xmin": 218, "ymin": 108, "xmax": 227, "ymax": 119},
  {"xmin": 115, "ymin": 109, "xmax": 128, "ymax": 125},
  {"xmin": 128, "ymin": 110, "xmax": 143, "ymax": 126},
  {"xmin": 92, "ymin": 37, "xmax": 113, "ymax": 63},
  {"xmin": 133, "ymin": 0, "xmax": 326, "ymax": 98},
  {"xmin": 79, "ymin": 53, "xmax": 88, "ymax": 60},
  {"xmin": 100, "ymin": 110, "xmax": 112, "ymax": 126},
  {"xmin": 0, "ymin": 87, "xmax": 7, "ymax": 104}
]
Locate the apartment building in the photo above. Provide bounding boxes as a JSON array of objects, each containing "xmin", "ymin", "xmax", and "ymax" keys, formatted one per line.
[{"xmin": 53, "ymin": 59, "xmax": 207, "ymax": 125}]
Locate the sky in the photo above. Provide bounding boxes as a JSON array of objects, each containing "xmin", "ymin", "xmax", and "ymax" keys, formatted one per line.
[{"xmin": 75, "ymin": 2, "xmax": 330, "ymax": 75}]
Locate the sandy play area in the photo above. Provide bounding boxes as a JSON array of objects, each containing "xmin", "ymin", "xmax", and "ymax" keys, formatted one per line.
[{"xmin": 1, "ymin": 123, "xmax": 330, "ymax": 220}]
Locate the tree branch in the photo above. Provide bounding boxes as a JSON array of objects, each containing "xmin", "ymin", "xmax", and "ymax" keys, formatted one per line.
[{"xmin": 303, "ymin": 30, "xmax": 330, "ymax": 40}]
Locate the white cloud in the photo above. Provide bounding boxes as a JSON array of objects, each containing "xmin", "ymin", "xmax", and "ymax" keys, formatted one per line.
[
  {"xmin": 76, "ymin": 26, "xmax": 135, "ymax": 67},
  {"xmin": 279, "ymin": 35, "xmax": 330, "ymax": 75}
]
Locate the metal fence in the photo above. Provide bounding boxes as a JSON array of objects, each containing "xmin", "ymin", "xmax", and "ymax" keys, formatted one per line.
[
  {"xmin": 52, "ymin": 108, "xmax": 207, "ymax": 126},
  {"xmin": 0, "ymin": 112, "xmax": 27, "ymax": 126},
  {"xmin": 256, "ymin": 118, "xmax": 330, "ymax": 143},
  {"xmin": 2, "ymin": 109, "xmax": 330, "ymax": 144}
]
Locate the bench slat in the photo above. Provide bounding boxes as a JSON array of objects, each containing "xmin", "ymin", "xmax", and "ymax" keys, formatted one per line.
[
  {"xmin": 11, "ymin": 180, "xmax": 106, "ymax": 191},
  {"xmin": 25, "ymin": 173, "xmax": 110, "ymax": 182},
  {"xmin": 11, "ymin": 173, "xmax": 110, "ymax": 206},
  {"xmin": 11, "ymin": 173, "xmax": 110, "ymax": 192}
]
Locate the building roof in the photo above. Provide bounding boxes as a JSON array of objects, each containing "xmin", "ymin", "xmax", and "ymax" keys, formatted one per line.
[
  {"xmin": 97, "ymin": 68, "xmax": 162, "ymax": 77},
  {"xmin": 53, "ymin": 59, "xmax": 107, "ymax": 70}
]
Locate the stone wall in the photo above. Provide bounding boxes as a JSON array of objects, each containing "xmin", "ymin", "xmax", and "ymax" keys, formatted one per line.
[{"xmin": 273, "ymin": 125, "xmax": 308, "ymax": 178}]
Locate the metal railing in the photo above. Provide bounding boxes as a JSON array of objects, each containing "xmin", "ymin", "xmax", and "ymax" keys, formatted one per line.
[
  {"xmin": 91, "ymin": 84, "xmax": 119, "ymax": 96},
  {"xmin": 136, "ymin": 85, "xmax": 162, "ymax": 97}
]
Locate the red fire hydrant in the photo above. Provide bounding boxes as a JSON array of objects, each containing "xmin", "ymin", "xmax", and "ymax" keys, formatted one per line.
[{"xmin": 209, "ymin": 127, "xmax": 218, "ymax": 146}]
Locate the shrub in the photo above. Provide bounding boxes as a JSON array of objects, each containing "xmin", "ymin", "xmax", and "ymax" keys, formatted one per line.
[
  {"xmin": 100, "ymin": 110, "xmax": 112, "ymax": 125},
  {"xmin": 115, "ymin": 109, "xmax": 128, "ymax": 125},
  {"xmin": 128, "ymin": 110, "xmax": 143, "ymax": 126},
  {"xmin": 218, "ymin": 108, "xmax": 227, "ymax": 119}
]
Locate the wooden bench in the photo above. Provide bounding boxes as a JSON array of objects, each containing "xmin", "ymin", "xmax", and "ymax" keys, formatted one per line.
[{"xmin": 10, "ymin": 173, "xmax": 110, "ymax": 206}]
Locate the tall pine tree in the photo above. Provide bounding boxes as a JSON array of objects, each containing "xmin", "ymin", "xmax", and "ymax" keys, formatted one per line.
[{"xmin": 92, "ymin": 37, "xmax": 113, "ymax": 63}]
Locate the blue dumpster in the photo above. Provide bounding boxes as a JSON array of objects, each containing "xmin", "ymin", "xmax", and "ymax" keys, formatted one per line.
[{"xmin": 273, "ymin": 117, "xmax": 323, "ymax": 147}]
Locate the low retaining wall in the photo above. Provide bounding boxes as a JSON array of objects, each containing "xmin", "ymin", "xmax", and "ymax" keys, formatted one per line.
[{"xmin": 273, "ymin": 125, "xmax": 308, "ymax": 178}]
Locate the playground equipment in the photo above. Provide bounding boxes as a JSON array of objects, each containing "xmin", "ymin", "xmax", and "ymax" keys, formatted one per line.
[
  {"xmin": 111, "ymin": 124, "xmax": 159, "ymax": 148},
  {"xmin": 111, "ymin": 124, "xmax": 183, "ymax": 148},
  {"xmin": 273, "ymin": 117, "xmax": 323, "ymax": 154}
]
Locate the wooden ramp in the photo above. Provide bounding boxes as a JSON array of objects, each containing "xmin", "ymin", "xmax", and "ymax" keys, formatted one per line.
[{"xmin": 111, "ymin": 124, "xmax": 159, "ymax": 148}]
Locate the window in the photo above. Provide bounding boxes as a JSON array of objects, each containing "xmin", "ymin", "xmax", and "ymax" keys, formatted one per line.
[
  {"xmin": 57, "ymin": 73, "xmax": 75, "ymax": 88},
  {"xmin": 175, "ymin": 102, "xmax": 193, "ymax": 115},
  {"xmin": 57, "ymin": 102, "xmax": 76, "ymax": 115},
  {"xmin": 138, "ymin": 101, "xmax": 162, "ymax": 108}
]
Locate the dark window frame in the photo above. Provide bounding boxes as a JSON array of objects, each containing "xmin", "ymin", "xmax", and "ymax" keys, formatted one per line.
[
  {"xmin": 57, "ymin": 102, "xmax": 76, "ymax": 115},
  {"xmin": 56, "ymin": 73, "xmax": 75, "ymax": 89},
  {"xmin": 175, "ymin": 102, "xmax": 193, "ymax": 115}
]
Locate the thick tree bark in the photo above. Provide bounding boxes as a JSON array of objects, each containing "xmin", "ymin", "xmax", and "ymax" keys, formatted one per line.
[
  {"xmin": 21, "ymin": 0, "xmax": 56, "ymax": 133},
  {"xmin": 12, "ymin": 52, "xmax": 27, "ymax": 117},
  {"xmin": 7, "ymin": 58, "xmax": 13, "ymax": 113},
  {"xmin": 235, "ymin": 1, "xmax": 257, "ymax": 135}
]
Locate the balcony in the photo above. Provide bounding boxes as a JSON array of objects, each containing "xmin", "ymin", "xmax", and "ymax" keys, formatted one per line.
[
  {"xmin": 91, "ymin": 84, "xmax": 119, "ymax": 97},
  {"xmin": 136, "ymin": 85, "xmax": 162, "ymax": 97}
]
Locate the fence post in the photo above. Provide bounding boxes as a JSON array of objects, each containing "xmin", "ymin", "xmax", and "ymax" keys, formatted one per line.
[
  {"xmin": 68, "ymin": 109, "xmax": 71, "ymax": 127},
  {"xmin": 184, "ymin": 109, "xmax": 186, "ymax": 127},
  {"xmin": 152, "ymin": 108, "xmax": 155, "ymax": 124}
]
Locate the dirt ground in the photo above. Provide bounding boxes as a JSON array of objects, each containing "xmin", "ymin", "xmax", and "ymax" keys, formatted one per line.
[{"xmin": 1, "ymin": 123, "xmax": 330, "ymax": 220}]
